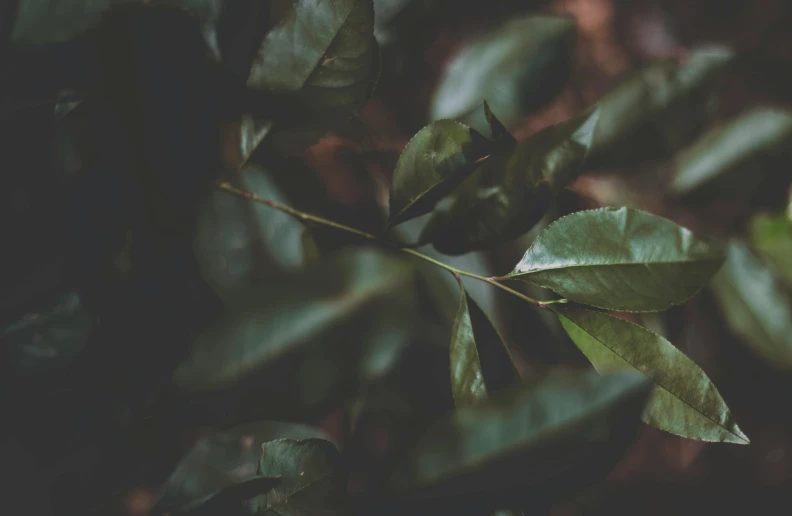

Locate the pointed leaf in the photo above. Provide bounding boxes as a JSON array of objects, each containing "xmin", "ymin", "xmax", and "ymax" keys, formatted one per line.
[
  {"xmin": 506, "ymin": 207, "xmax": 725, "ymax": 312},
  {"xmin": 383, "ymin": 370, "xmax": 650, "ymax": 513},
  {"xmin": 388, "ymin": 120, "xmax": 490, "ymax": 227},
  {"xmin": 419, "ymin": 109, "xmax": 599, "ymax": 255},
  {"xmin": 711, "ymin": 242, "xmax": 792, "ymax": 370},
  {"xmin": 450, "ymin": 280, "xmax": 520, "ymax": 407},
  {"xmin": 430, "ymin": 15, "xmax": 575, "ymax": 129},
  {"xmin": 171, "ymin": 249, "xmax": 417, "ymax": 417},
  {"xmin": 588, "ymin": 47, "xmax": 734, "ymax": 168},
  {"xmin": 247, "ymin": 0, "xmax": 379, "ymax": 154},
  {"xmin": 555, "ymin": 306, "xmax": 748, "ymax": 444},
  {"xmin": 155, "ymin": 422, "xmax": 332, "ymax": 515},
  {"xmin": 484, "ymin": 100, "xmax": 516, "ymax": 145},
  {"xmin": 670, "ymin": 108, "xmax": 792, "ymax": 196}
]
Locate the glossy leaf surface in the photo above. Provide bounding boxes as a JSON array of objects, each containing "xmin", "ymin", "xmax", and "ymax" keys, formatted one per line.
[
  {"xmin": 711, "ymin": 242, "xmax": 792, "ymax": 370},
  {"xmin": 388, "ymin": 120, "xmax": 489, "ymax": 227},
  {"xmin": 419, "ymin": 109, "xmax": 599, "ymax": 255},
  {"xmin": 430, "ymin": 15, "xmax": 574, "ymax": 129},
  {"xmin": 507, "ymin": 207, "xmax": 725, "ymax": 312},
  {"xmin": 556, "ymin": 306, "xmax": 749, "ymax": 444},
  {"xmin": 247, "ymin": 0, "xmax": 378, "ymax": 154},
  {"xmin": 450, "ymin": 280, "xmax": 519, "ymax": 407},
  {"xmin": 384, "ymin": 370, "xmax": 650, "ymax": 512}
]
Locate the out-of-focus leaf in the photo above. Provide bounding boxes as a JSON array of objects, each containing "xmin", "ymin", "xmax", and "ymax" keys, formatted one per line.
[
  {"xmin": 387, "ymin": 120, "xmax": 489, "ymax": 227},
  {"xmin": 555, "ymin": 306, "xmax": 749, "ymax": 444},
  {"xmin": 450, "ymin": 279, "xmax": 519, "ymax": 407},
  {"xmin": 751, "ymin": 212, "xmax": 792, "ymax": 285},
  {"xmin": 483, "ymin": 100, "xmax": 516, "ymax": 145},
  {"xmin": 430, "ymin": 15, "xmax": 575, "ymax": 129},
  {"xmin": 171, "ymin": 249, "xmax": 417, "ymax": 416},
  {"xmin": 383, "ymin": 370, "xmax": 650, "ymax": 513},
  {"xmin": 506, "ymin": 207, "xmax": 725, "ymax": 312},
  {"xmin": 255, "ymin": 438, "xmax": 346, "ymax": 515},
  {"xmin": 711, "ymin": 242, "xmax": 792, "ymax": 370},
  {"xmin": 588, "ymin": 47, "xmax": 734, "ymax": 168},
  {"xmin": 194, "ymin": 166, "xmax": 310, "ymax": 303},
  {"xmin": 670, "ymin": 108, "xmax": 792, "ymax": 196},
  {"xmin": 419, "ymin": 109, "xmax": 599, "ymax": 255},
  {"xmin": 2, "ymin": 290, "xmax": 94, "ymax": 378},
  {"xmin": 155, "ymin": 422, "xmax": 332, "ymax": 515},
  {"xmin": 10, "ymin": 0, "xmax": 123, "ymax": 45},
  {"xmin": 247, "ymin": 0, "xmax": 379, "ymax": 154}
]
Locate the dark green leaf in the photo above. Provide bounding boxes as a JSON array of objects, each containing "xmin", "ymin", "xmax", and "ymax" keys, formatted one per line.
[
  {"xmin": 750, "ymin": 212, "xmax": 792, "ymax": 286},
  {"xmin": 711, "ymin": 242, "xmax": 792, "ymax": 370},
  {"xmin": 484, "ymin": 100, "xmax": 516, "ymax": 146},
  {"xmin": 3, "ymin": 290, "xmax": 94, "ymax": 378},
  {"xmin": 247, "ymin": 0, "xmax": 379, "ymax": 154},
  {"xmin": 587, "ymin": 47, "xmax": 734, "ymax": 168},
  {"xmin": 171, "ymin": 249, "xmax": 417, "ymax": 416},
  {"xmin": 506, "ymin": 207, "xmax": 725, "ymax": 312},
  {"xmin": 256, "ymin": 438, "xmax": 346, "ymax": 515},
  {"xmin": 450, "ymin": 279, "xmax": 520, "ymax": 407},
  {"xmin": 430, "ymin": 15, "xmax": 575, "ymax": 129},
  {"xmin": 383, "ymin": 370, "xmax": 650, "ymax": 513},
  {"xmin": 555, "ymin": 306, "xmax": 749, "ymax": 444},
  {"xmin": 387, "ymin": 120, "xmax": 489, "ymax": 227},
  {"xmin": 670, "ymin": 108, "xmax": 792, "ymax": 196},
  {"xmin": 418, "ymin": 109, "xmax": 599, "ymax": 255},
  {"xmin": 155, "ymin": 422, "xmax": 332, "ymax": 515},
  {"xmin": 11, "ymin": 0, "xmax": 120, "ymax": 45}
]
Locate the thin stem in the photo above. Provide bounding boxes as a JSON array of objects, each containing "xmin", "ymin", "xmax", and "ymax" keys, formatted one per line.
[{"xmin": 216, "ymin": 182, "xmax": 544, "ymax": 306}]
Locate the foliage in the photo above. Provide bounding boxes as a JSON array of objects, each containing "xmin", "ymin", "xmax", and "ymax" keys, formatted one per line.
[{"xmin": 12, "ymin": 1, "xmax": 792, "ymax": 515}]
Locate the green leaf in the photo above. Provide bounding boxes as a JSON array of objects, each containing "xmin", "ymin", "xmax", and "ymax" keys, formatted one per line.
[
  {"xmin": 450, "ymin": 279, "xmax": 520, "ymax": 407},
  {"xmin": 247, "ymin": 0, "xmax": 379, "ymax": 155},
  {"xmin": 387, "ymin": 120, "xmax": 490, "ymax": 227},
  {"xmin": 11, "ymin": 0, "xmax": 121, "ymax": 45},
  {"xmin": 588, "ymin": 47, "xmax": 734, "ymax": 168},
  {"xmin": 171, "ymin": 249, "xmax": 417, "ymax": 416},
  {"xmin": 484, "ymin": 100, "xmax": 516, "ymax": 146},
  {"xmin": 155, "ymin": 422, "xmax": 333, "ymax": 515},
  {"xmin": 506, "ymin": 207, "xmax": 725, "ymax": 312},
  {"xmin": 555, "ymin": 306, "xmax": 749, "ymax": 444},
  {"xmin": 751, "ymin": 212, "xmax": 792, "ymax": 286},
  {"xmin": 711, "ymin": 242, "xmax": 792, "ymax": 370},
  {"xmin": 419, "ymin": 108, "xmax": 599, "ymax": 255},
  {"xmin": 384, "ymin": 370, "xmax": 650, "ymax": 512},
  {"xmin": 430, "ymin": 15, "xmax": 575, "ymax": 129},
  {"xmin": 670, "ymin": 108, "xmax": 792, "ymax": 196},
  {"xmin": 255, "ymin": 438, "xmax": 346, "ymax": 515}
]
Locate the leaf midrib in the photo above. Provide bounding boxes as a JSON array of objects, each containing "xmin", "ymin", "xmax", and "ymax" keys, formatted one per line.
[{"xmin": 510, "ymin": 256, "xmax": 722, "ymax": 277}]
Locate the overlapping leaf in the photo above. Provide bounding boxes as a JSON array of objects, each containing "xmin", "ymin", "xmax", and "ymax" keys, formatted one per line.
[
  {"xmin": 555, "ymin": 306, "xmax": 749, "ymax": 444},
  {"xmin": 450, "ymin": 280, "xmax": 519, "ymax": 407},
  {"xmin": 171, "ymin": 249, "xmax": 417, "ymax": 417},
  {"xmin": 247, "ymin": 0, "xmax": 379, "ymax": 155},
  {"xmin": 670, "ymin": 108, "xmax": 792, "ymax": 196},
  {"xmin": 506, "ymin": 207, "xmax": 725, "ymax": 312},
  {"xmin": 383, "ymin": 370, "xmax": 650, "ymax": 513},
  {"xmin": 419, "ymin": 108, "xmax": 599, "ymax": 255},
  {"xmin": 711, "ymin": 242, "xmax": 792, "ymax": 370},
  {"xmin": 387, "ymin": 120, "xmax": 490, "ymax": 227},
  {"xmin": 430, "ymin": 15, "xmax": 575, "ymax": 129},
  {"xmin": 155, "ymin": 422, "xmax": 332, "ymax": 515}
]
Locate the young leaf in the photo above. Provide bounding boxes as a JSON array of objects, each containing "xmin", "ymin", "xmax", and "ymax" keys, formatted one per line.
[
  {"xmin": 155, "ymin": 422, "xmax": 332, "ymax": 515},
  {"xmin": 247, "ymin": 0, "xmax": 379, "ymax": 154},
  {"xmin": 170, "ymin": 249, "xmax": 417, "ymax": 417},
  {"xmin": 430, "ymin": 15, "xmax": 575, "ymax": 129},
  {"xmin": 555, "ymin": 306, "xmax": 749, "ymax": 444},
  {"xmin": 450, "ymin": 279, "xmax": 520, "ymax": 407},
  {"xmin": 419, "ymin": 108, "xmax": 599, "ymax": 255},
  {"xmin": 255, "ymin": 438, "xmax": 346, "ymax": 515},
  {"xmin": 383, "ymin": 370, "xmax": 650, "ymax": 513},
  {"xmin": 670, "ymin": 108, "xmax": 792, "ymax": 196},
  {"xmin": 506, "ymin": 207, "xmax": 725, "ymax": 312},
  {"xmin": 711, "ymin": 242, "xmax": 792, "ymax": 370},
  {"xmin": 387, "ymin": 120, "xmax": 490, "ymax": 227},
  {"xmin": 588, "ymin": 47, "xmax": 734, "ymax": 168}
]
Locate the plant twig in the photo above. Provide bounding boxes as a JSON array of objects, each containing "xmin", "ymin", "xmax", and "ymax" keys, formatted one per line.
[{"xmin": 216, "ymin": 181, "xmax": 545, "ymax": 306}]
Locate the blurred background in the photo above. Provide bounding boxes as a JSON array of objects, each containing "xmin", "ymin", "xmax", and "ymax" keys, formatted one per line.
[{"xmin": 4, "ymin": 0, "xmax": 792, "ymax": 514}]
